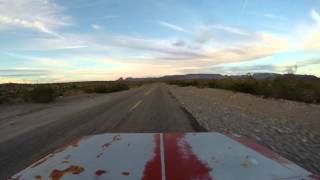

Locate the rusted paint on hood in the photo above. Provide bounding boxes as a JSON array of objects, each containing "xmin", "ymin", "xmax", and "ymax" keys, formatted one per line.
[
  {"xmin": 11, "ymin": 133, "xmax": 318, "ymax": 180},
  {"xmin": 50, "ymin": 165, "xmax": 84, "ymax": 180}
]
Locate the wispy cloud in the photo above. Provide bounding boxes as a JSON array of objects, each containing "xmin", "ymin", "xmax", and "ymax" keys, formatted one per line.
[
  {"xmin": 101, "ymin": 30, "xmax": 288, "ymax": 66},
  {"xmin": 0, "ymin": 0, "xmax": 71, "ymax": 37},
  {"xmin": 208, "ymin": 24, "xmax": 250, "ymax": 36},
  {"xmin": 249, "ymin": 12, "xmax": 287, "ymax": 21},
  {"xmin": 1, "ymin": 33, "xmax": 89, "ymax": 51},
  {"xmin": 263, "ymin": 13, "xmax": 287, "ymax": 21},
  {"xmin": 91, "ymin": 24, "xmax": 102, "ymax": 30},
  {"xmin": 0, "ymin": 16, "xmax": 61, "ymax": 37},
  {"xmin": 195, "ymin": 24, "xmax": 250, "ymax": 44},
  {"xmin": 5, "ymin": 53, "xmax": 70, "ymax": 68},
  {"xmin": 106, "ymin": 35, "xmax": 201, "ymax": 58},
  {"xmin": 0, "ymin": 68, "xmax": 51, "ymax": 77},
  {"xmin": 32, "ymin": 58, "xmax": 70, "ymax": 67},
  {"xmin": 0, "ymin": 68, "xmax": 58, "ymax": 83},
  {"xmin": 159, "ymin": 21, "xmax": 187, "ymax": 32}
]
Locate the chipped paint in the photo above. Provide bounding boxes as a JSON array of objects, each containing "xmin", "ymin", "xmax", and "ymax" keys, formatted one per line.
[
  {"xmin": 96, "ymin": 135, "xmax": 122, "ymax": 159},
  {"xmin": 96, "ymin": 152, "xmax": 104, "ymax": 159},
  {"xmin": 95, "ymin": 170, "xmax": 107, "ymax": 176},
  {"xmin": 50, "ymin": 165, "xmax": 84, "ymax": 180},
  {"xmin": 121, "ymin": 171, "xmax": 130, "ymax": 176},
  {"xmin": 226, "ymin": 133, "xmax": 290, "ymax": 165},
  {"xmin": 241, "ymin": 155, "xmax": 252, "ymax": 168}
]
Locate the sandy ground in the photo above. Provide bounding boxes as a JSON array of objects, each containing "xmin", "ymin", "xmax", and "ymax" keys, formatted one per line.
[{"xmin": 169, "ymin": 85, "xmax": 320, "ymax": 174}]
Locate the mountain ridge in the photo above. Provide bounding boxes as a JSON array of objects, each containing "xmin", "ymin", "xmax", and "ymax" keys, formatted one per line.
[{"xmin": 125, "ymin": 73, "xmax": 319, "ymax": 81}]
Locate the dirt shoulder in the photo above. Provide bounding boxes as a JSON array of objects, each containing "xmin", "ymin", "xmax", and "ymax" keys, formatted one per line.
[
  {"xmin": 0, "ymin": 89, "xmax": 139, "ymax": 144},
  {"xmin": 0, "ymin": 87, "xmax": 144, "ymax": 177},
  {"xmin": 168, "ymin": 85, "xmax": 320, "ymax": 174}
]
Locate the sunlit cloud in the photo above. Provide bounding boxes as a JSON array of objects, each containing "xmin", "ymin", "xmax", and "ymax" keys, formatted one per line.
[
  {"xmin": 202, "ymin": 37, "xmax": 287, "ymax": 64},
  {"xmin": 179, "ymin": 58, "xmax": 320, "ymax": 75},
  {"xmin": 301, "ymin": 9, "xmax": 320, "ymax": 50}
]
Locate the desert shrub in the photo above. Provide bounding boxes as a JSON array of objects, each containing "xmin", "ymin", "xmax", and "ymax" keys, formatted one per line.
[
  {"xmin": 269, "ymin": 75, "xmax": 317, "ymax": 103},
  {"xmin": 167, "ymin": 80, "xmax": 199, "ymax": 87},
  {"xmin": 167, "ymin": 74, "xmax": 320, "ymax": 104},
  {"xmin": 0, "ymin": 95, "xmax": 8, "ymax": 104},
  {"xmin": 255, "ymin": 81, "xmax": 273, "ymax": 97},
  {"xmin": 29, "ymin": 85, "xmax": 57, "ymax": 103},
  {"xmin": 0, "ymin": 91, "xmax": 4, "ymax": 104},
  {"xmin": 82, "ymin": 86, "xmax": 95, "ymax": 93},
  {"xmin": 71, "ymin": 84, "xmax": 78, "ymax": 89},
  {"xmin": 214, "ymin": 79, "xmax": 237, "ymax": 90},
  {"xmin": 108, "ymin": 82, "xmax": 130, "ymax": 92},
  {"xmin": 18, "ymin": 88, "xmax": 32, "ymax": 102},
  {"xmin": 93, "ymin": 85, "xmax": 109, "ymax": 93},
  {"xmin": 234, "ymin": 78, "xmax": 259, "ymax": 94},
  {"xmin": 89, "ymin": 82, "xmax": 130, "ymax": 94},
  {"xmin": 63, "ymin": 89, "xmax": 85, "ymax": 96}
]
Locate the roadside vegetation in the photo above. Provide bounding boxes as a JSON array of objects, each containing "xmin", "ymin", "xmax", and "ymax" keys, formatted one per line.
[
  {"xmin": 83, "ymin": 82, "xmax": 130, "ymax": 94},
  {"xmin": 0, "ymin": 81, "xmax": 133, "ymax": 104},
  {"xmin": 29, "ymin": 85, "xmax": 57, "ymax": 103},
  {"xmin": 167, "ymin": 74, "xmax": 320, "ymax": 104}
]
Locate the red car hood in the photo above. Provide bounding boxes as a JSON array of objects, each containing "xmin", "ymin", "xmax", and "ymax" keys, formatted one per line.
[{"xmin": 11, "ymin": 132, "xmax": 319, "ymax": 180}]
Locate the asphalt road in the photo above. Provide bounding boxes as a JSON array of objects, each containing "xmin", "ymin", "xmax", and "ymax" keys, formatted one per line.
[{"xmin": 0, "ymin": 83, "xmax": 203, "ymax": 177}]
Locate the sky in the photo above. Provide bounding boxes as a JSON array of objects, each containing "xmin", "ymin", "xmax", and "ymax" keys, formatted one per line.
[{"xmin": 0, "ymin": 0, "xmax": 320, "ymax": 83}]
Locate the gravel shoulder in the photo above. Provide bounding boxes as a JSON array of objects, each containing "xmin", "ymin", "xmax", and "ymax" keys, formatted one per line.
[{"xmin": 168, "ymin": 85, "xmax": 320, "ymax": 174}]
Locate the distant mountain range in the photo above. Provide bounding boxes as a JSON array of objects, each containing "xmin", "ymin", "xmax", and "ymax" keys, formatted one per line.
[{"xmin": 125, "ymin": 73, "xmax": 319, "ymax": 81}]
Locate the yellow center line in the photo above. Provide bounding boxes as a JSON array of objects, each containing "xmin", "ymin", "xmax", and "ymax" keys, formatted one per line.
[{"xmin": 129, "ymin": 100, "xmax": 142, "ymax": 112}]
